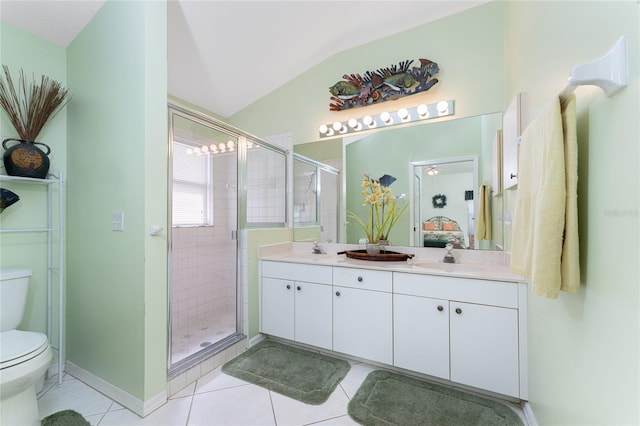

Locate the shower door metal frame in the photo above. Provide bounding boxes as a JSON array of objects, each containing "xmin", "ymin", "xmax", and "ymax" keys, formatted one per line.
[{"xmin": 167, "ymin": 102, "xmax": 244, "ymax": 377}]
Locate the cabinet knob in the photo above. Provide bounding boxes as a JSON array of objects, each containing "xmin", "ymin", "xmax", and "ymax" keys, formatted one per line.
[
  {"xmin": 286, "ymin": 284, "xmax": 291, "ymax": 290},
  {"xmin": 455, "ymin": 307, "xmax": 462, "ymax": 315},
  {"xmin": 437, "ymin": 305, "xmax": 444, "ymax": 312},
  {"xmin": 296, "ymin": 286, "xmax": 301, "ymax": 291},
  {"xmin": 335, "ymin": 291, "xmax": 341, "ymax": 297},
  {"xmin": 357, "ymin": 276, "xmax": 363, "ymax": 282}
]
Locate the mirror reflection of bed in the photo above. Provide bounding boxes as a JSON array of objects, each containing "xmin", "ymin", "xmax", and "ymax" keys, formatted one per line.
[
  {"xmin": 412, "ymin": 157, "xmax": 478, "ymax": 249},
  {"xmin": 422, "ymin": 216, "xmax": 466, "ymax": 248}
]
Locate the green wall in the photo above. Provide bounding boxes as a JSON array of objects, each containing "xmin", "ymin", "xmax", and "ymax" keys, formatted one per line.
[
  {"xmin": 246, "ymin": 229, "xmax": 292, "ymax": 339},
  {"xmin": 66, "ymin": 0, "xmax": 167, "ymax": 402},
  {"xmin": 0, "ymin": 22, "xmax": 67, "ymax": 362},
  {"xmin": 505, "ymin": 2, "xmax": 639, "ymax": 425},
  {"xmin": 230, "ymin": 1, "xmax": 639, "ymax": 424},
  {"xmin": 229, "ymin": 1, "xmax": 506, "ymax": 145}
]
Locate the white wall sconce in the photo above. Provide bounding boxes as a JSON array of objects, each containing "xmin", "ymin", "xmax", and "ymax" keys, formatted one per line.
[{"xmin": 318, "ymin": 99, "xmax": 455, "ymax": 138}]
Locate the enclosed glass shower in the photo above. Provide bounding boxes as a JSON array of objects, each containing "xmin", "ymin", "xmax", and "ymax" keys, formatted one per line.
[
  {"xmin": 167, "ymin": 103, "xmax": 289, "ymax": 375},
  {"xmin": 168, "ymin": 106, "xmax": 240, "ymax": 371}
]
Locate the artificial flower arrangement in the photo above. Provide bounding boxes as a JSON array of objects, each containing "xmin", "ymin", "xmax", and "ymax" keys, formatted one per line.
[{"xmin": 348, "ymin": 173, "xmax": 408, "ymax": 244}]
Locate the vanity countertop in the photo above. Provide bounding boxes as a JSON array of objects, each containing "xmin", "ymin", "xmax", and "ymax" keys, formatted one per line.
[{"xmin": 259, "ymin": 244, "xmax": 526, "ymax": 283}]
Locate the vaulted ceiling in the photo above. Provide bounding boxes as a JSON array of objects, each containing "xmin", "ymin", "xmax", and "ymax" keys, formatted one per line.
[{"xmin": 1, "ymin": 1, "xmax": 487, "ymax": 118}]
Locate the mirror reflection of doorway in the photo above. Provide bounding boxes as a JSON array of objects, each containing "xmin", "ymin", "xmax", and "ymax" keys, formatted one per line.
[{"xmin": 410, "ymin": 156, "xmax": 478, "ymax": 249}]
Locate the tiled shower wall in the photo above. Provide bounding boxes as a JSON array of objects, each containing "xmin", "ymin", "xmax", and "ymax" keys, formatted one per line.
[
  {"xmin": 246, "ymin": 146, "xmax": 287, "ymax": 223},
  {"xmin": 171, "ymin": 152, "xmax": 237, "ymax": 346}
]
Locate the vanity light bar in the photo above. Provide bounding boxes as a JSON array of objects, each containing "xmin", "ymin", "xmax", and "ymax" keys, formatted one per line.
[{"xmin": 318, "ymin": 100, "xmax": 455, "ymax": 138}]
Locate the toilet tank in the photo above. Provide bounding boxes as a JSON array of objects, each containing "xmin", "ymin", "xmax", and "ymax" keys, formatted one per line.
[{"xmin": 0, "ymin": 268, "xmax": 33, "ymax": 332}]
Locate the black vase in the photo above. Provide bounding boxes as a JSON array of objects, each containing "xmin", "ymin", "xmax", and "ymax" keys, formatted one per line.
[{"xmin": 2, "ymin": 138, "xmax": 51, "ymax": 179}]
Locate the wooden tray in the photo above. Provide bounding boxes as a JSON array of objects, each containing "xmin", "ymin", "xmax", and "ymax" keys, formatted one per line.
[{"xmin": 341, "ymin": 249, "xmax": 414, "ymax": 262}]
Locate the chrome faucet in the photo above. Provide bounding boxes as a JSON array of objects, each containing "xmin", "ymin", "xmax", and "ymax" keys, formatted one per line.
[
  {"xmin": 443, "ymin": 243, "xmax": 455, "ymax": 263},
  {"xmin": 312, "ymin": 241, "xmax": 325, "ymax": 254}
]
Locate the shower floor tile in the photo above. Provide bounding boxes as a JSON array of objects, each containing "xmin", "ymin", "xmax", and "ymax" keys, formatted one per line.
[{"xmin": 171, "ymin": 313, "xmax": 236, "ymax": 364}]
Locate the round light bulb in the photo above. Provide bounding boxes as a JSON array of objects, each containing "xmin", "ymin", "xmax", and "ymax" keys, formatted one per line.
[
  {"xmin": 398, "ymin": 108, "xmax": 409, "ymax": 120},
  {"xmin": 186, "ymin": 148, "xmax": 193, "ymax": 155},
  {"xmin": 333, "ymin": 121, "xmax": 343, "ymax": 132},
  {"xmin": 201, "ymin": 145, "xmax": 209, "ymax": 153},
  {"xmin": 319, "ymin": 124, "xmax": 329, "ymax": 134},
  {"xmin": 363, "ymin": 115, "xmax": 375, "ymax": 127},
  {"xmin": 437, "ymin": 101, "xmax": 449, "ymax": 115},
  {"xmin": 417, "ymin": 104, "xmax": 429, "ymax": 117},
  {"xmin": 380, "ymin": 111, "xmax": 392, "ymax": 124}
]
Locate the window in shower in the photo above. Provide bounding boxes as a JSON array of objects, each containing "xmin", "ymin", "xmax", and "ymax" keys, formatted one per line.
[{"xmin": 168, "ymin": 108, "xmax": 240, "ymax": 369}]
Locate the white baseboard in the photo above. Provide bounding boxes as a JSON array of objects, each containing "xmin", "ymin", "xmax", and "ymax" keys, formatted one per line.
[
  {"xmin": 248, "ymin": 333, "xmax": 266, "ymax": 347},
  {"xmin": 65, "ymin": 362, "xmax": 167, "ymax": 417},
  {"xmin": 522, "ymin": 401, "xmax": 538, "ymax": 426}
]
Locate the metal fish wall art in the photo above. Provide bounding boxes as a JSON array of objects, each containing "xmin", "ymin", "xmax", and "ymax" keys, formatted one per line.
[{"xmin": 328, "ymin": 58, "xmax": 440, "ymax": 111}]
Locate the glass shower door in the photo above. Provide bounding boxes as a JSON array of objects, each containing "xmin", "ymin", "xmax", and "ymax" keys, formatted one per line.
[{"xmin": 168, "ymin": 110, "xmax": 239, "ymax": 370}]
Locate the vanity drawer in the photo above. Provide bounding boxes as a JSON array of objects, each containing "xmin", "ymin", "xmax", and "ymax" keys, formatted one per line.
[
  {"xmin": 261, "ymin": 261, "xmax": 332, "ymax": 285},
  {"xmin": 394, "ymin": 272, "xmax": 518, "ymax": 308},
  {"xmin": 333, "ymin": 267, "xmax": 392, "ymax": 292}
]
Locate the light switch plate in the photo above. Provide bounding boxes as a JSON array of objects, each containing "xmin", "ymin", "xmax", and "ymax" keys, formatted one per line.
[{"xmin": 112, "ymin": 212, "xmax": 124, "ymax": 231}]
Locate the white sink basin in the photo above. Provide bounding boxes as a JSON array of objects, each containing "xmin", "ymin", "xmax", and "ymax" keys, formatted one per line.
[{"xmin": 412, "ymin": 262, "xmax": 488, "ymax": 273}]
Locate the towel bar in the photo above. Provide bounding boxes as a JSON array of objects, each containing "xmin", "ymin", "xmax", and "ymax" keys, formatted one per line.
[{"xmin": 560, "ymin": 35, "xmax": 628, "ymax": 100}]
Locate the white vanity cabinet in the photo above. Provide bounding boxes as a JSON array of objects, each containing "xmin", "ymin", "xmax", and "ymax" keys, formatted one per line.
[
  {"xmin": 260, "ymin": 261, "xmax": 333, "ymax": 349},
  {"xmin": 394, "ymin": 293, "xmax": 450, "ymax": 379},
  {"xmin": 393, "ymin": 272, "xmax": 522, "ymax": 398},
  {"xmin": 449, "ymin": 301, "xmax": 519, "ymax": 397},
  {"xmin": 332, "ymin": 267, "xmax": 393, "ymax": 365},
  {"xmin": 259, "ymin": 258, "xmax": 526, "ymax": 399}
]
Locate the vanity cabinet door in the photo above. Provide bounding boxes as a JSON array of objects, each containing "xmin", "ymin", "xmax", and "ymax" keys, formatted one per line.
[
  {"xmin": 261, "ymin": 277, "xmax": 294, "ymax": 340},
  {"xmin": 450, "ymin": 301, "xmax": 519, "ymax": 397},
  {"xmin": 333, "ymin": 286, "xmax": 392, "ymax": 364},
  {"xmin": 294, "ymin": 281, "xmax": 332, "ymax": 350},
  {"xmin": 394, "ymin": 294, "xmax": 450, "ymax": 380}
]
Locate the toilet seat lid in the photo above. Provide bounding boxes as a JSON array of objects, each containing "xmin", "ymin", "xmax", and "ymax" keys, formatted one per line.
[{"xmin": 0, "ymin": 330, "xmax": 48, "ymax": 366}]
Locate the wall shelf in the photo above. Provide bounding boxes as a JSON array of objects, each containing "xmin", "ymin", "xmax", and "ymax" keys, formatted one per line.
[{"xmin": 0, "ymin": 172, "xmax": 65, "ymax": 385}]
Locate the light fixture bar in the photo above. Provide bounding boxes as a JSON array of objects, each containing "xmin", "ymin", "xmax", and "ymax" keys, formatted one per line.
[{"xmin": 318, "ymin": 100, "xmax": 455, "ymax": 138}]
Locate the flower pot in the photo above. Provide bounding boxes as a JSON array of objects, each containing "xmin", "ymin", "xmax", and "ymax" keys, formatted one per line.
[
  {"xmin": 366, "ymin": 243, "xmax": 381, "ymax": 254},
  {"xmin": 2, "ymin": 138, "xmax": 51, "ymax": 179}
]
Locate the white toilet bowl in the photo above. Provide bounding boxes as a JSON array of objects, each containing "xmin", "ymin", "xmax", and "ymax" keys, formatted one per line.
[{"xmin": 0, "ymin": 269, "xmax": 52, "ymax": 426}]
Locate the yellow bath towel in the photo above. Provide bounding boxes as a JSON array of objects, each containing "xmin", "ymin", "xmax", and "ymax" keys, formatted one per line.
[
  {"xmin": 510, "ymin": 96, "xmax": 567, "ymax": 298},
  {"xmin": 477, "ymin": 184, "xmax": 492, "ymax": 240},
  {"xmin": 560, "ymin": 94, "xmax": 580, "ymax": 293}
]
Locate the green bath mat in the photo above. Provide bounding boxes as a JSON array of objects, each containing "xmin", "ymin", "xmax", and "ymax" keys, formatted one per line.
[
  {"xmin": 348, "ymin": 370, "xmax": 523, "ymax": 426},
  {"xmin": 42, "ymin": 409, "xmax": 90, "ymax": 426},
  {"xmin": 222, "ymin": 339, "xmax": 350, "ymax": 405}
]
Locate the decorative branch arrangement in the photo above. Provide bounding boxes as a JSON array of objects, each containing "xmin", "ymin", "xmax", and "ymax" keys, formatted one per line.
[
  {"xmin": 328, "ymin": 57, "xmax": 440, "ymax": 111},
  {"xmin": 0, "ymin": 65, "xmax": 69, "ymax": 141}
]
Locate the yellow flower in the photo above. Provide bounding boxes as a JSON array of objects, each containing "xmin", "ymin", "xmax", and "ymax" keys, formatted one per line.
[{"xmin": 348, "ymin": 173, "xmax": 408, "ymax": 244}]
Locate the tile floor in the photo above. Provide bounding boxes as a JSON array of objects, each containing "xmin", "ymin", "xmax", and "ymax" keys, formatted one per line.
[
  {"xmin": 37, "ymin": 358, "xmax": 527, "ymax": 426},
  {"xmin": 171, "ymin": 312, "xmax": 236, "ymax": 364}
]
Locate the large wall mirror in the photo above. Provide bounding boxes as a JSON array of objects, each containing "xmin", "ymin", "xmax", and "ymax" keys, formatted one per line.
[
  {"xmin": 294, "ymin": 112, "xmax": 505, "ymax": 251},
  {"xmin": 292, "ymin": 153, "xmax": 340, "ymax": 243}
]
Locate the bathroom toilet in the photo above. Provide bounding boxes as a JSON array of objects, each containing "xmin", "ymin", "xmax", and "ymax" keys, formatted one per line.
[{"xmin": 0, "ymin": 268, "xmax": 52, "ymax": 426}]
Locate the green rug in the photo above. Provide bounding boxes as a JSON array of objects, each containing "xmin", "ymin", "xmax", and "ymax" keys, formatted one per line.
[
  {"xmin": 348, "ymin": 370, "xmax": 524, "ymax": 426},
  {"xmin": 42, "ymin": 409, "xmax": 90, "ymax": 426},
  {"xmin": 222, "ymin": 339, "xmax": 350, "ymax": 405}
]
